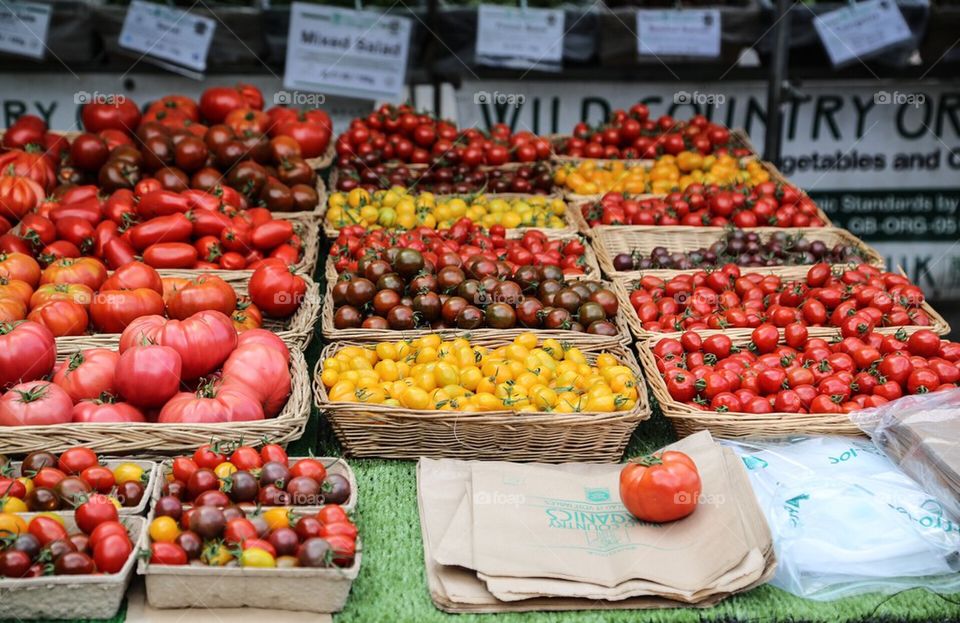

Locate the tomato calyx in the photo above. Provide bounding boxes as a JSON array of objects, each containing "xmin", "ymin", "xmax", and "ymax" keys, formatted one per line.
[{"xmin": 12, "ymin": 384, "xmax": 50, "ymax": 403}]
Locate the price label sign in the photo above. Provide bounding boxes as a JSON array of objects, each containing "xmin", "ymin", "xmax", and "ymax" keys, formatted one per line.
[
  {"xmin": 475, "ymin": 5, "xmax": 564, "ymax": 66},
  {"xmin": 0, "ymin": 1, "xmax": 51, "ymax": 60},
  {"xmin": 814, "ymin": 0, "xmax": 911, "ymax": 66},
  {"xmin": 119, "ymin": 0, "xmax": 216, "ymax": 72},
  {"xmin": 636, "ymin": 9, "xmax": 721, "ymax": 58},
  {"xmin": 284, "ymin": 2, "xmax": 412, "ymax": 102}
]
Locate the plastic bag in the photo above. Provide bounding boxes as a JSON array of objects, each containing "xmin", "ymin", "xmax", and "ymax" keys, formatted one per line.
[
  {"xmin": 723, "ymin": 435, "xmax": 960, "ymax": 601},
  {"xmin": 852, "ymin": 388, "xmax": 960, "ymax": 528}
]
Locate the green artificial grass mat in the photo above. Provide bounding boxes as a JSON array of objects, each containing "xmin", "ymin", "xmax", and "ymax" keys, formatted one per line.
[{"xmin": 295, "ymin": 410, "xmax": 960, "ymax": 623}]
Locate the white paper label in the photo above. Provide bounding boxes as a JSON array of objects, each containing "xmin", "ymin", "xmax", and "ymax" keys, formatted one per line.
[
  {"xmin": 475, "ymin": 5, "xmax": 564, "ymax": 64},
  {"xmin": 283, "ymin": 2, "xmax": 412, "ymax": 102},
  {"xmin": 813, "ymin": 0, "xmax": 912, "ymax": 66},
  {"xmin": 636, "ymin": 9, "xmax": 721, "ymax": 58},
  {"xmin": 0, "ymin": 1, "xmax": 51, "ymax": 60},
  {"xmin": 119, "ymin": 0, "xmax": 216, "ymax": 72}
]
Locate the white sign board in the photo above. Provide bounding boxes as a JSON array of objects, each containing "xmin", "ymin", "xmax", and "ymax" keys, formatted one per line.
[
  {"xmin": 0, "ymin": 1, "xmax": 51, "ymax": 60},
  {"xmin": 636, "ymin": 9, "xmax": 721, "ymax": 58},
  {"xmin": 475, "ymin": 5, "xmax": 564, "ymax": 65},
  {"xmin": 284, "ymin": 2, "xmax": 411, "ymax": 102},
  {"xmin": 813, "ymin": 0, "xmax": 912, "ymax": 66},
  {"xmin": 119, "ymin": 0, "xmax": 216, "ymax": 72}
]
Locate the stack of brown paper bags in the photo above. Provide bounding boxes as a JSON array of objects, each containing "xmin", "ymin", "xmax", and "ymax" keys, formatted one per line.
[{"xmin": 416, "ymin": 431, "xmax": 776, "ymax": 613}]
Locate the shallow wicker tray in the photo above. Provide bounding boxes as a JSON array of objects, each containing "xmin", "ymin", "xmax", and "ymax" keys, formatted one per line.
[
  {"xmin": 592, "ymin": 226, "xmax": 885, "ymax": 278},
  {"xmin": 0, "ymin": 348, "xmax": 311, "ymax": 456},
  {"xmin": 151, "ymin": 455, "xmax": 358, "ymax": 512},
  {"xmin": 305, "ymin": 143, "xmax": 336, "ymax": 172},
  {"xmin": 55, "ymin": 269, "xmax": 320, "ymax": 352},
  {"xmin": 313, "ymin": 339, "xmax": 651, "ymax": 463},
  {"xmin": 613, "ymin": 268, "xmax": 951, "ymax": 340},
  {"xmin": 0, "ymin": 514, "xmax": 144, "ymax": 620},
  {"xmin": 322, "ymin": 191, "xmax": 585, "ymax": 239},
  {"xmin": 637, "ymin": 331, "xmax": 864, "ymax": 439},
  {"xmin": 321, "ymin": 259, "xmax": 632, "ymax": 347},
  {"xmin": 565, "ymin": 160, "xmax": 834, "ymax": 229},
  {"xmin": 138, "ymin": 507, "xmax": 359, "ymax": 613},
  {"xmin": 547, "ymin": 128, "xmax": 759, "ymax": 165}
]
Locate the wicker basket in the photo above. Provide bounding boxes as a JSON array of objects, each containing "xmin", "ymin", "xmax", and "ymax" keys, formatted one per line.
[
  {"xmin": 322, "ymin": 260, "xmax": 632, "ymax": 347},
  {"xmin": 313, "ymin": 339, "xmax": 651, "ymax": 462},
  {"xmin": 549, "ymin": 128, "xmax": 758, "ymax": 165},
  {"xmin": 565, "ymin": 160, "xmax": 834, "ymax": 230},
  {"xmin": 0, "ymin": 515, "xmax": 144, "ymax": 620},
  {"xmin": 305, "ymin": 143, "xmax": 336, "ymax": 172},
  {"xmin": 276, "ymin": 213, "xmax": 321, "ymax": 274},
  {"xmin": 151, "ymin": 456, "xmax": 358, "ymax": 512},
  {"xmin": 326, "ymin": 228, "xmax": 602, "ymax": 282},
  {"xmin": 323, "ymin": 192, "xmax": 586, "ymax": 239},
  {"xmin": 56, "ymin": 269, "xmax": 320, "ymax": 352},
  {"xmin": 0, "ymin": 349, "xmax": 311, "ymax": 456},
  {"xmin": 592, "ymin": 226, "xmax": 886, "ymax": 278},
  {"xmin": 613, "ymin": 268, "xmax": 951, "ymax": 340},
  {"xmin": 637, "ymin": 331, "xmax": 863, "ymax": 438}
]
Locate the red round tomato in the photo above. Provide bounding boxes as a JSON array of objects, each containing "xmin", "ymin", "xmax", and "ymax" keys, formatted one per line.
[
  {"xmin": 52, "ymin": 348, "xmax": 120, "ymax": 402},
  {"xmin": 27, "ymin": 300, "xmax": 88, "ymax": 337},
  {"xmin": 93, "ymin": 533, "xmax": 132, "ymax": 574},
  {"xmin": 166, "ymin": 275, "xmax": 237, "ymax": 320},
  {"xmin": 76, "ymin": 496, "xmax": 119, "ymax": 534},
  {"xmin": 89, "ymin": 288, "xmax": 165, "ymax": 334},
  {"xmin": 81, "ymin": 99, "xmax": 141, "ymax": 134},
  {"xmin": 619, "ymin": 451, "xmax": 701, "ymax": 523},
  {"xmin": 248, "ymin": 259, "xmax": 307, "ymax": 318},
  {"xmin": 0, "ymin": 320, "xmax": 55, "ymax": 389},
  {"xmin": 58, "ymin": 447, "xmax": 100, "ymax": 475},
  {"xmin": 115, "ymin": 344, "xmax": 182, "ymax": 409}
]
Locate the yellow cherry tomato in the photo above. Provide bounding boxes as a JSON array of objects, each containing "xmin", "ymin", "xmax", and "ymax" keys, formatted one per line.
[
  {"xmin": 0, "ymin": 512, "xmax": 27, "ymax": 537},
  {"xmin": 241, "ymin": 547, "xmax": 277, "ymax": 568},
  {"xmin": 262, "ymin": 508, "xmax": 292, "ymax": 531},
  {"xmin": 214, "ymin": 462, "xmax": 238, "ymax": 479},
  {"xmin": 1, "ymin": 497, "xmax": 27, "ymax": 513},
  {"xmin": 149, "ymin": 516, "xmax": 181, "ymax": 543},
  {"xmin": 113, "ymin": 462, "xmax": 144, "ymax": 485}
]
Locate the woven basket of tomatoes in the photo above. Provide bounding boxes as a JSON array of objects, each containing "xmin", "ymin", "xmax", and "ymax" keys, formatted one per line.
[
  {"xmin": 0, "ymin": 324, "xmax": 311, "ymax": 455},
  {"xmin": 639, "ymin": 326, "xmax": 960, "ymax": 438},
  {"xmin": 314, "ymin": 333, "xmax": 650, "ymax": 462},
  {"xmin": 331, "ymin": 223, "xmax": 602, "ymax": 282},
  {"xmin": 592, "ymin": 226, "xmax": 885, "ymax": 278},
  {"xmin": 614, "ymin": 263, "xmax": 950, "ymax": 340},
  {"xmin": 323, "ymin": 248, "xmax": 631, "ymax": 346},
  {"xmin": 0, "ymin": 257, "xmax": 319, "ymax": 351},
  {"xmin": 547, "ymin": 112, "xmax": 756, "ymax": 163},
  {"xmin": 2, "ymin": 449, "xmax": 158, "ymax": 517},
  {"xmin": 323, "ymin": 187, "xmax": 583, "ymax": 238},
  {"xmin": 0, "ymin": 512, "xmax": 143, "ymax": 620},
  {"xmin": 566, "ymin": 160, "xmax": 833, "ymax": 229},
  {"xmin": 138, "ymin": 502, "xmax": 359, "ymax": 613},
  {"xmin": 153, "ymin": 445, "xmax": 357, "ymax": 513}
]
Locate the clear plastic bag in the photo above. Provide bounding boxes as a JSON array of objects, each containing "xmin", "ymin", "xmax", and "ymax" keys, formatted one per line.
[
  {"xmin": 723, "ymin": 435, "xmax": 960, "ymax": 601},
  {"xmin": 852, "ymin": 388, "xmax": 960, "ymax": 522}
]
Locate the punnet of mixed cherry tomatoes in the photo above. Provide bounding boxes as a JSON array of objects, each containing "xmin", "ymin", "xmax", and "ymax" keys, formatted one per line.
[{"xmin": 146, "ymin": 443, "xmax": 358, "ymax": 570}]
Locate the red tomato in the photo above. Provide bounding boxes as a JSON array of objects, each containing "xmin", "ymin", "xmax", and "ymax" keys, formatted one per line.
[
  {"xmin": 58, "ymin": 447, "xmax": 99, "ymax": 475},
  {"xmin": 249, "ymin": 259, "xmax": 307, "ymax": 318},
  {"xmin": 76, "ymin": 496, "xmax": 119, "ymax": 534},
  {"xmin": 0, "ymin": 380, "xmax": 72, "ymax": 425},
  {"xmin": 619, "ymin": 451, "xmax": 701, "ymax": 523}
]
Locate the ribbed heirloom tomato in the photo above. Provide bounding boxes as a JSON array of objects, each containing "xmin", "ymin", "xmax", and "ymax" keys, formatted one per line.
[
  {"xmin": 0, "ymin": 320, "xmax": 55, "ymax": 388},
  {"xmin": 119, "ymin": 310, "xmax": 237, "ymax": 381}
]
